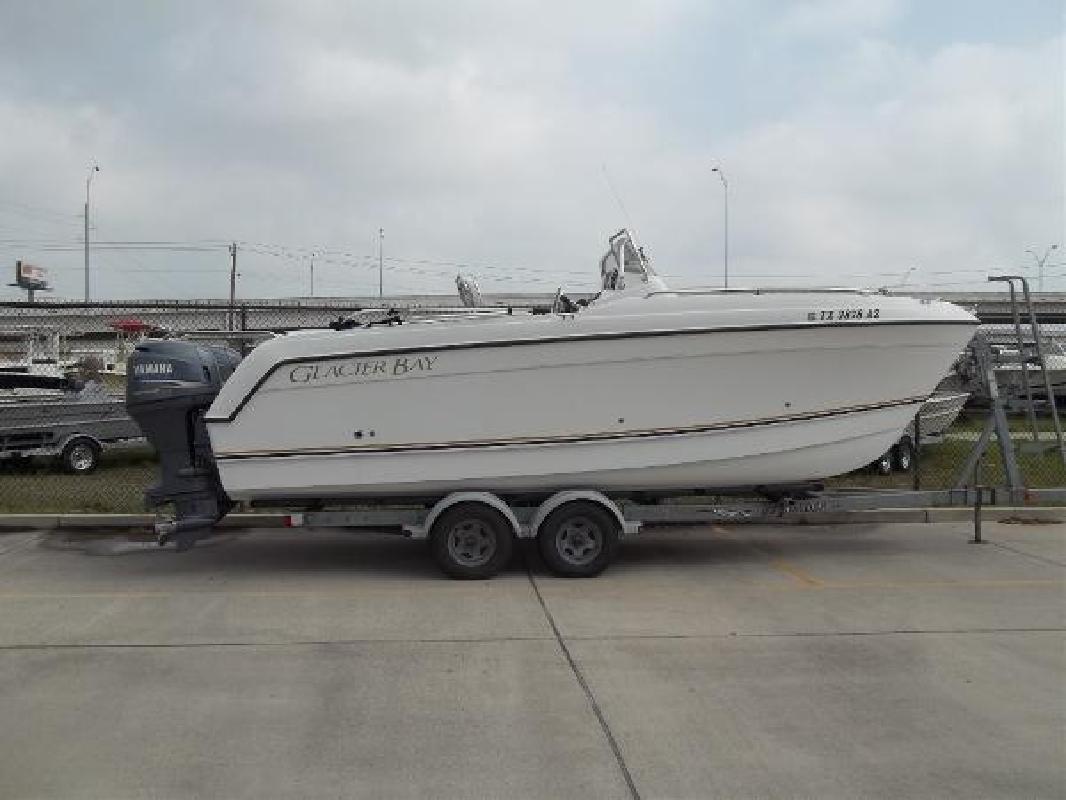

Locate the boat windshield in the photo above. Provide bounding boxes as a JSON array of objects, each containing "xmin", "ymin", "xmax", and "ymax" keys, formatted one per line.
[{"xmin": 599, "ymin": 229, "xmax": 658, "ymax": 292}]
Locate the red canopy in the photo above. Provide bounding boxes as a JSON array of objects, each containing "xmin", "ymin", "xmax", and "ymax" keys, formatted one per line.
[{"xmin": 109, "ymin": 318, "xmax": 156, "ymax": 334}]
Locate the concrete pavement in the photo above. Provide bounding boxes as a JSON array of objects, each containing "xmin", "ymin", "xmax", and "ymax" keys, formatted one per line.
[{"xmin": 0, "ymin": 522, "xmax": 1062, "ymax": 799}]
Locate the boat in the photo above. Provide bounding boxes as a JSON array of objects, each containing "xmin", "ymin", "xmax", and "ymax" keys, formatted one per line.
[
  {"xmin": 0, "ymin": 327, "xmax": 76, "ymax": 387},
  {"xmin": 455, "ymin": 273, "xmax": 484, "ymax": 307},
  {"xmin": 127, "ymin": 230, "xmax": 978, "ymax": 509},
  {"xmin": 915, "ymin": 389, "xmax": 970, "ymax": 440},
  {"xmin": 0, "ymin": 374, "xmax": 142, "ymax": 472},
  {"xmin": 992, "ymin": 351, "xmax": 1066, "ymax": 401},
  {"xmin": 956, "ymin": 324, "xmax": 1066, "ymax": 405},
  {"xmin": 870, "ymin": 388, "xmax": 971, "ymax": 473}
]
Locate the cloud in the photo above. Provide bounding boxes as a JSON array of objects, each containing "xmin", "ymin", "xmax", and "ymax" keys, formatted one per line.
[
  {"xmin": 772, "ymin": 0, "xmax": 905, "ymax": 40},
  {"xmin": 0, "ymin": 1, "xmax": 1061, "ymax": 300}
]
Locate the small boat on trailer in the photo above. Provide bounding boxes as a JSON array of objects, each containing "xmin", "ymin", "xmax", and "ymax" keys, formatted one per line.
[
  {"xmin": 0, "ymin": 374, "xmax": 142, "ymax": 473},
  {"xmin": 126, "ymin": 230, "xmax": 978, "ymax": 577}
]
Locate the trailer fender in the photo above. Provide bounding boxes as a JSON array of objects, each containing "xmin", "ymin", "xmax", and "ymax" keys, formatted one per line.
[
  {"xmin": 404, "ymin": 492, "xmax": 521, "ymax": 541},
  {"xmin": 56, "ymin": 432, "xmax": 104, "ymax": 453},
  {"xmin": 530, "ymin": 491, "xmax": 639, "ymax": 540}
]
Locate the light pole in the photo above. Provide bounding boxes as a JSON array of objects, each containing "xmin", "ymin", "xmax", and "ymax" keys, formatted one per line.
[
  {"xmin": 309, "ymin": 251, "xmax": 315, "ymax": 297},
  {"xmin": 84, "ymin": 163, "xmax": 99, "ymax": 301},
  {"xmin": 1026, "ymin": 244, "xmax": 1059, "ymax": 292},
  {"xmin": 378, "ymin": 228, "xmax": 384, "ymax": 300},
  {"xmin": 711, "ymin": 166, "xmax": 729, "ymax": 288}
]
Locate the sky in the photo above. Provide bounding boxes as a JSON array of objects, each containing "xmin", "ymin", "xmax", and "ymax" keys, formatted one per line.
[{"xmin": 0, "ymin": 0, "xmax": 1063, "ymax": 301}]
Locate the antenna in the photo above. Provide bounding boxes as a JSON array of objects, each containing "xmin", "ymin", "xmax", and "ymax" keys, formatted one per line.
[
  {"xmin": 879, "ymin": 265, "xmax": 918, "ymax": 294},
  {"xmin": 600, "ymin": 163, "xmax": 651, "ymax": 263},
  {"xmin": 601, "ymin": 164, "xmax": 635, "ymax": 232}
]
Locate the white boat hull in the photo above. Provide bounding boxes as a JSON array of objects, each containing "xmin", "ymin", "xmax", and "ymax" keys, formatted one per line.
[
  {"xmin": 217, "ymin": 403, "xmax": 917, "ymax": 499},
  {"xmin": 206, "ymin": 293, "xmax": 976, "ymax": 501}
]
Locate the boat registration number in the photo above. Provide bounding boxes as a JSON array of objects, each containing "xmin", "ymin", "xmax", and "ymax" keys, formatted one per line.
[{"xmin": 808, "ymin": 308, "xmax": 880, "ymax": 322}]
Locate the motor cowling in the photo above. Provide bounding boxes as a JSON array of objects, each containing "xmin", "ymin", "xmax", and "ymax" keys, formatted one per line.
[{"xmin": 126, "ymin": 340, "xmax": 241, "ymax": 549}]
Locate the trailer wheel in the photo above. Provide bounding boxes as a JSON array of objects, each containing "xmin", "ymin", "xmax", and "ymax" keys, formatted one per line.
[
  {"xmin": 894, "ymin": 439, "xmax": 914, "ymax": 472},
  {"xmin": 537, "ymin": 501, "xmax": 619, "ymax": 578},
  {"xmin": 873, "ymin": 449, "xmax": 894, "ymax": 476},
  {"xmin": 60, "ymin": 438, "xmax": 100, "ymax": 474},
  {"xmin": 430, "ymin": 503, "xmax": 514, "ymax": 580}
]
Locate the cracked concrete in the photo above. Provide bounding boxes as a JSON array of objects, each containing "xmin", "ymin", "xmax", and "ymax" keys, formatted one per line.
[{"xmin": 0, "ymin": 522, "xmax": 1062, "ymax": 799}]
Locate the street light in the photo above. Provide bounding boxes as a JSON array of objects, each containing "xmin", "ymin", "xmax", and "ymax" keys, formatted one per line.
[
  {"xmin": 84, "ymin": 162, "xmax": 99, "ymax": 302},
  {"xmin": 1026, "ymin": 244, "xmax": 1059, "ymax": 293},
  {"xmin": 711, "ymin": 166, "xmax": 729, "ymax": 288}
]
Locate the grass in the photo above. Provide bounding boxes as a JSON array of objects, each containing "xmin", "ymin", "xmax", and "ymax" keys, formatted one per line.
[
  {"xmin": 4, "ymin": 424, "xmax": 1066, "ymax": 514},
  {"xmin": 827, "ymin": 437, "xmax": 1066, "ymax": 491},
  {"xmin": 99, "ymin": 372, "xmax": 128, "ymax": 396},
  {"xmin": 950, "ymin": 409, "xmax": 1066, "ymax": 434},
  {"xmin": 0, "ymin": 447, "xmax": 156, "ymax": 513}
]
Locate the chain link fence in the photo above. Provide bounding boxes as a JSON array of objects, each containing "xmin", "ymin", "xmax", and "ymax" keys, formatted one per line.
[{"xmin": 2, "ymin": 298, "xmax": 1065, "ymax": 514}]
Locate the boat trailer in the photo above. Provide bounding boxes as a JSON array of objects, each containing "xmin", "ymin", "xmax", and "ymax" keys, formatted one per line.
[
  {"xmin": 126, "ymin": 286, "xmax": 1066, "ymax": 578},
  {"xmin": 266, "ymin": 483, "xmax": 1065, "ymax": 578}
]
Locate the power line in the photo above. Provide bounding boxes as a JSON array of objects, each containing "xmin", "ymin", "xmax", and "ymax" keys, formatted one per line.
[
  {"xmin": 0, "ymin": 199, "xmax": 83, "ymax": 224},
  {"xmin": 237, "ymin": 240, "xmax": 591, "ymax": 279}
]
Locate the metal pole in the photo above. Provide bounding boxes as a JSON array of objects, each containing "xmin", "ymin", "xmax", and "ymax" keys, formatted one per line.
[
  {"xmin": 378, "ymin": 228, "xmax": 384, "ymax": 300},
  {"xmin": 971, "ymin": 483, "xmax": 983, "ymax": 544},
  {"xmin": 228, "ymin": 243, "xmax": 238, "ymax": 331},
  {"xmin": 1001, "ymin": 279, "xmax": 1040, "ymax": 442},
  {"xmin": 83, "ymin": 163, "xmax": 98, "ymax": 302},
  {"xmin": 711, "ymin": 167, "xmax": 728, "ymax": 288},
  {"xmin": 1017, "ymin": 276, "xmax": 1066, "ymax": 466},
  {"xmin": 309, "ymin": 252, "xmax": 315, "ymax": 297},
  {"xmin": 724, "ymin": 178, "xmax": 729, "ymax": 289},
  {"xmin": 912, "ymin": 411, "xmax": 921, "ymax": 491},
  {"xmin": 83, "ymin": 199, "xmax": 89, "ymax": 302}
]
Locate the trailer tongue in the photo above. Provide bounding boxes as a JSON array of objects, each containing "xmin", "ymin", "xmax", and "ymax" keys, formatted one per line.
[{"xmin": 126, "ymin": 340, "xmax": 241, "ymax": 550}]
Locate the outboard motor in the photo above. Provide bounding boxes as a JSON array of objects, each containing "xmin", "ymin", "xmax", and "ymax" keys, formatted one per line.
[{"xmin": 126, "ymin": 340, "xmax": 241, "ymax": 550}]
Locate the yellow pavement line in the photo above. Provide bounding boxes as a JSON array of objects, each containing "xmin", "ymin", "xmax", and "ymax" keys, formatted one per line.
[
  {"xmin": 712, "ymin": 525, "xmax": 824, "ymax": 587},
  {"xmin": 818, "ymin": 578, "xmax": 1063, "ymax": 590},
  {"xmin": 768, "ymin": 559, "xmax": 824, "ymax": 587}
]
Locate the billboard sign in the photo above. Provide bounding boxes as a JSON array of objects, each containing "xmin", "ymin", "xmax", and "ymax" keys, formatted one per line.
[{"xmin": 14, "ymin": 261, "xmax": 50, "ymax": 291}]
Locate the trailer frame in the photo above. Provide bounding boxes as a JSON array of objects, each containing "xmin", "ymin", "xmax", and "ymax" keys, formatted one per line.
[{"xmin": 272, "ymin": 485, "xmax": 1066, "ymax": 578}]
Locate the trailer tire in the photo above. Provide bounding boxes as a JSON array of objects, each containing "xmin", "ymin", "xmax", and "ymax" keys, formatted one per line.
[
  {"xmin": 894, "ymin": 438, "xmax": 914, "ymax": 472},
  {"xmin": 430, "ymin": 503, "xmax": 514, "ymax": 580},
  {"xmin": 873, "ymin": 449, "xmax": 894, "ymax": 476},
  {"xmin": 537, "ymin": 500, "xmax": 619, "ymax": 578},
  {"xmin": 60, "ymin": 438, "xmax": 100, "ymax": 474}
]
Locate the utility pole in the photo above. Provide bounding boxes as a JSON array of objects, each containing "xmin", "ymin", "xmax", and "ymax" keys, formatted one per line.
[
  {"xmin": 378, "ymin": 227, "xmax": 384, "ymax": 300},
  {"xmin": 228, "ymin": 242, "xmax": 238, "ymax": 331},
  {"xmin": 711, "ymin": 166, "xmax": 729, "ymax": 288},
  {"xmin": 84, "ymin": 163, "xmax": 99, "ymax": 301}
]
